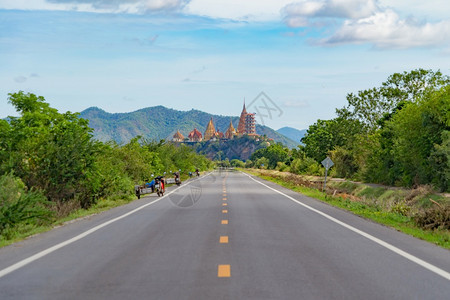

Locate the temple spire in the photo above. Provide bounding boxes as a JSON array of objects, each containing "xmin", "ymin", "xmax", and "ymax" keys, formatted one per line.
[
  {"xmin": 204, "ymin": 117, "xmax": 217, "ymax": 140},
  {"xmin": 238, "ymin": 99, "xmax": 247, "ymax": 135},
  {"xmin": 225, "ymin": 118, "xmax": 237, "ymax": 139}
]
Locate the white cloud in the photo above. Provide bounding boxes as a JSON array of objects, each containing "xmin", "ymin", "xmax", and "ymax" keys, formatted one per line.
[
  {"xmin": 185, "ymin": 0, "xmax": 294, "ymax": 21},
  {"xmin": 321, "ymin": 9, "xmax": 450, "ymax": 48},
  {"xmin": 282, "ymin": 0, "xmax": 450, "ymax": 49},
  {"xmin": 0, "ymin": 0, "xmax": 190, "ymax": 14},
  {"xmin": 283, "ymin": 0, "xmax": 379, "ymax": 26}
]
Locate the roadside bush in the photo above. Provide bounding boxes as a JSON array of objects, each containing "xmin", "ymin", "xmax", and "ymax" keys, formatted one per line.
[
  {"xmin": 230, "ymin": 159, "xmax": 245, "ymax": 168},
  {"xmin": 255, "ymin": 157, "xmax": 269, "ymax": 169},
  {"xmin": 245, "ymin": 160, "xmax": 254, "ymax": 168},
  {"xmin": 415, "ymin": 201, "xmax": 450, "ymax": 230},
  {"xmin": 276, "ymin": 162, "xmax": 289, "ymax": 172},
  {"xmin": 330, "ymin": 146, "xmax": 358, "ymax": 178},
  {"xmin": 291, "ymin": 157, "xmax": 322, "ymax": 175},
  {"xmin": 0, "ymin": 173, "xmax": 52, "ymax": 237}
]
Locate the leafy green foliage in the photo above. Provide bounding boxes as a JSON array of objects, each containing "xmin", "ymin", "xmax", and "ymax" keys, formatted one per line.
[
  {"xmin": 251, "ymin": 143, "xmax": 290, "ymax": 169},
  {"xmin": 4, "ymin": 92, "xmax": 101, "ymax": 208},
  {"xmin": 299, "ymin": 69, "xmax": 450, "ymax": 192},
  {"xmin": 230, "ymin": 159, "xmax": 245, "ymax": 168},
  {"xmin": 301, "ymin": 117, "xmax": 365, "ymax": 163},
  {"xmin": 337, "ymin": 69, "xmax": 450, "ymax": 130},
  {"xmin": 290, "ymin": 157, "xmax": 322, "ymax": 175},
  {"xmin": 0, "ymin": 173, "xmax": 52, "ymax": 237}
]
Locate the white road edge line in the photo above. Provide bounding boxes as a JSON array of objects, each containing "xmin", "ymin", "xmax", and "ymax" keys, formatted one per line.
[
  {"xmin": 0, "ymin": 173, "xmax": 211, "ymax": 279},
  {"xmin": 243, "ymin": 172, "xmax": 450, "ymax": 281}
]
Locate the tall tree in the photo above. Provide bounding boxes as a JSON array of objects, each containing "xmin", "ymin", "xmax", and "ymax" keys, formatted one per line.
[{"xmin": 337, "ymin": 69, "xmax": 450, "ymax": 130}]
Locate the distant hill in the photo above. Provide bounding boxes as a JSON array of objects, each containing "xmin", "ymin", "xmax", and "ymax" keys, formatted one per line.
[
  {"xmin": 277, "ymin": 127, "xmax": 307, "ymax": 145},
  {"xmin": 79, "ymin": 106, "xmax": 298, "ymax": 148}
]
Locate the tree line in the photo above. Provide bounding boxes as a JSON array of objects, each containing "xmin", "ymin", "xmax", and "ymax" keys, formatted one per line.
[
  {"xmin": 0, "ymin": 92, "xmax": 212, "ymax": 238},
  {"xmin": 229, "ymin": 69, "xmax": 449, "ymax": 193}
]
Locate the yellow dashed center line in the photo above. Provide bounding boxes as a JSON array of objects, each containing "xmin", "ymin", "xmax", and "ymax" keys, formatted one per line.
[
  {"xmin": 220, "ymin": 236, "xmax": 229, "ymax": 243},
  {"xmin": 219, "ymin": 178, "xmax": 230, "ymax": 278},
  {"xmin": 218, "ymin": 265, "xmax": 231, "ymax": 277}
]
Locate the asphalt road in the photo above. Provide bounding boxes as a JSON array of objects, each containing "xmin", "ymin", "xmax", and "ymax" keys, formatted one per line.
[{"xmin": 0, "ymin": 170, "xmax": 449, "ymax": 299}]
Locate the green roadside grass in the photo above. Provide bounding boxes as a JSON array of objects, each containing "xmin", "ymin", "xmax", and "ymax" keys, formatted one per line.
[
  {"xmin": 0, "ymin": 196, "xmax": 135, "ymax": 248},
  {"xmin": 242, "ymin": 169, "xmax": 450, "ymax": 249}
]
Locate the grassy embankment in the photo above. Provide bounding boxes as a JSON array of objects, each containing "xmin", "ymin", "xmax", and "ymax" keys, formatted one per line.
[{"xmin": 242, "ymin": 169, "xmax": 450, "ymax": 249}]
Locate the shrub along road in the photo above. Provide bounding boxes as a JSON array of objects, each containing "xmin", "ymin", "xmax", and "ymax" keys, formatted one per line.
[{"xmin": 0, "ymin": 170, "xmax": 449, "ymax": 299}]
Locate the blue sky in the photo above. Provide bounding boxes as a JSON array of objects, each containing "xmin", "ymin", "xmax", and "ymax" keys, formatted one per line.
[{"xmin": 1, "ymin": 0, "xmax": 450, "ymax": 130}]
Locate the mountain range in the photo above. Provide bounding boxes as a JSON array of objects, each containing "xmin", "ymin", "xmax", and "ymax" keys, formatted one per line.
[
  {"xmin": 79, "ymin": 106, "xmax": 301, "ymax": 148},
  {"xmin": 277, "ymin": 127, "xmax": 307, "ymax": 145}
]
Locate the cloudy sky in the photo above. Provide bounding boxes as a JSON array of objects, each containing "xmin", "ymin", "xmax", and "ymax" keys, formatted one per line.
[{"xmin": 1, "ymin": 0, "xmax": 450, "ymax": 131}]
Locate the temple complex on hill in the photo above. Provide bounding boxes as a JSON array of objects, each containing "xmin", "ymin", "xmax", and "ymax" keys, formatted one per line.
[{"xmin": 172, "ymin": 101, "xmax": 258, "ymax": 142}]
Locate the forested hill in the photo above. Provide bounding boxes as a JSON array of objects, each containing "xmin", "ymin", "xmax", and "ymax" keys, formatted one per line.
[
  {"xmin": 79, "ymin": 106, "xmax": 298, "ymax": 148},
  {"xmin": 277, "ymin": 127, "xmax": 307, "ymax": 144}
]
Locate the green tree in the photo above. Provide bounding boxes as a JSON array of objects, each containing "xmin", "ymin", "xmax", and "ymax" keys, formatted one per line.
[
  {"xmin": 300, "ymin": 117, "xmax": 364, "ymax": 164},
  {"xmin": 337, "ymin": 69, "xmax": 450, "ymax": 130},
  {"xmin": 251, "ymin": 144, "xmax": 289, "ymax": 169},
  {"xmin": 230, "ymin": 159, "xmax": 245, "ymax": 168},
  {"xmin": 388, "ymin": 86, "xmax": 450, "ymax": 190},
  {"xmin": 4, "ymin": 92, "xmax": 101, "ymax": 208}
]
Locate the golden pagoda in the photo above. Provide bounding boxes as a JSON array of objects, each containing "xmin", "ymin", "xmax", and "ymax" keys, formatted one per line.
[
  {"xmin": 225, "ymin": 119, "xmax": 237, "ymax": 139},
  {"xmin": 172, "ymin": 130, "xmax": 185, "ymax": 142},
  {"xmin": 204, "ymin": 118, "xmax": 217, "ymax": 140}
]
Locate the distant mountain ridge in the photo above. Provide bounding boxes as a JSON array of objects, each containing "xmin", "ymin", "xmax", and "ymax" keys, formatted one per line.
[
  {"xmin": 277, "ymin": 127, "xmax": 307, "ymax": 145},
  {"xmin": 80, "ymin": 106, "xmax": 299, "ymax": 148}
]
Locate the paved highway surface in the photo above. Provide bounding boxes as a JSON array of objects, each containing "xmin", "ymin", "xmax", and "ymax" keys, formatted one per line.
[{"xmin": 0, "ymin": 170, "xmax": 449, "ymax": 299}]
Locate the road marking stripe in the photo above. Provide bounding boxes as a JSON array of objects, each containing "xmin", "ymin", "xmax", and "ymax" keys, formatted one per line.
[
  {"xmin": 222, "ymin": 209, "xmax": 228, "ymax": 213},
  {"xmin": 220, "ymin": 236, "xmax": 229, "ymax": 243},
  {"xmin": 223, "ymin": 198, "xmax": 227, "ymax": 200},
  {"xmin": 218, "ymin": 265, "xmax": 231, "ymax": 277},
  {"xmin": 222, "ymin": 203, "xmax": 227, "ymax": 206},
  {"xmin": 244, "ymin": 172, "xmax": 450, "ymax": 281},
  {"xmin": 0, "ymin": 174, "xmax": 211, "ymax": 279},
  {"xmin": 221, "ymin": 220, "xmax": 228, "ymax": 225}
]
